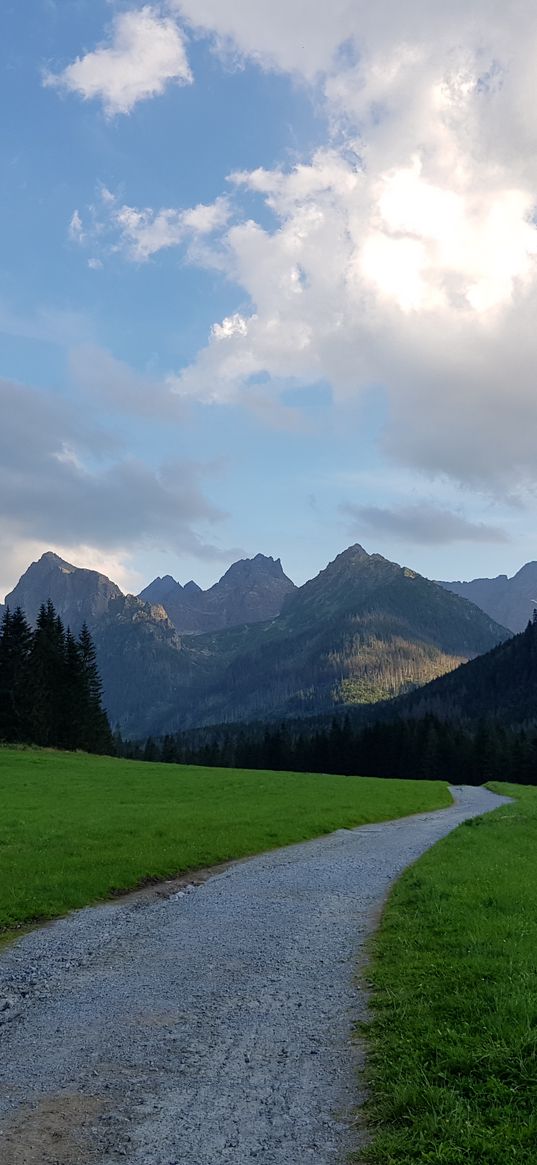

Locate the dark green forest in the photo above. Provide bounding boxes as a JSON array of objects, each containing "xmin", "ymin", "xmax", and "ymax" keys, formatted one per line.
[
  {"xmin": 116, "ymin": 714, "xmax": 537, "ymax": 785},
  {"xmin": 3, "ymin": 597, "xmax": 537, "ymax": 785},
  {"xmin": 118, "ymin": 619, "xmax": 537, "ymax": 784},
  {"xmin": 0, "ymin": 602, "xmax": 112, "ymax": 753}
]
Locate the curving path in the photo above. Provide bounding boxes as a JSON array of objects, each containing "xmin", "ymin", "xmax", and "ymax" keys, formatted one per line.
[{"xmin": 0, "ymin": 784, "xmax": 510, "ymax": 1165}]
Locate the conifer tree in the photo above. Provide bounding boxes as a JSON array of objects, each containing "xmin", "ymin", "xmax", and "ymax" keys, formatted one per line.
[
  {"xmin": 0, "ymin": 600, "xmax": 113, "ymax": 754},
  {"xmin": 61, "ymin": 628, "xmax": 87, "ymax": 750},
  {"xmin": 27, "ymin": 601, "xmax": 66, "ymax": 746},
  {"xmin": 78, "ymin": 622, "xmax": 113, "ymax": 753},
  {"xmin": 0, "ymin": 606, "xmax": 33, "ymax": 741}
]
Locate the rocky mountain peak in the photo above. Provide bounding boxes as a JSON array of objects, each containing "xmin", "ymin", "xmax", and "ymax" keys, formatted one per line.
[
  {"xmin": 512, "ymin": 561, "xmax": 537, "ymax": 585},
  {"xmin": 217, "ymin": 554, "xmax": 287, "ymax": 586},
  {"xmin": 33, "ymin": 551, "xmax": 76, "ymax": 574},
  {"xmin": 5, "ymin": 550, "xmax": 123, "ymax": 631},
  {"xmin": 137, "ymin": 554, "xmax": 295, "ymax": 635},
  {"xmin": 139, "ymin": 575, "xmax": 182, "ymax": 605}
]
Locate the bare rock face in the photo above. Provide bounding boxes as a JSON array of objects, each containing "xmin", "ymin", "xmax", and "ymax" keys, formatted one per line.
[
  {"xmin": 439, "ymin": 561, "xmax": 537, "ymax": 632},
  {"xmin": 4, "ymin": 552, "xmax": 122, "ymax": 632},
  {"xmin": 139, "ymin": 554, "xmax": 296, "ymax": 635}
]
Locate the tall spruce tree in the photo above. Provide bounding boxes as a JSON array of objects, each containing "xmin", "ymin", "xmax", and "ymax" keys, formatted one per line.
[
  {"xmin": 78, "ymin": 622, "xmax": 113, "ymax": 753},
  {"xmin": 28, "ymin": 601, "xmax": 66, "ymax": 746},
  {"xmin": 61, "ymin": 628, "xmax": 88, "ymax": 751},
  {"xmin": 0, "ymin": 606, "xmax": 33, "ymax": 741}
]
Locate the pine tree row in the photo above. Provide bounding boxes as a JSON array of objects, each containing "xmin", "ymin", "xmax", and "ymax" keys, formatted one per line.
[
  {"xmin": 120, "ymin": 712, "xmax": 537, "ymax": 785},
  {"xmin": 0, "ymin": 601, "xmax": 113, "ymax": 753}
]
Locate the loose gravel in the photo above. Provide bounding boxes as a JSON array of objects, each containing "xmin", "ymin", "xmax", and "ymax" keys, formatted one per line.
[{"xmin": 0, "ymin": 784, "xmax": 510, "ymax": 1165}]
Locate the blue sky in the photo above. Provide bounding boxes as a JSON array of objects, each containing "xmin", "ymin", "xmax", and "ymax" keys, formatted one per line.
[{"xmin": 2, "ymin": 1, "xmax": 537, "ymax": 596}]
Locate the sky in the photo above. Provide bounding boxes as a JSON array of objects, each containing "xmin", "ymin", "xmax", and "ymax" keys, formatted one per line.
[{"xmin": 3, "ymin": 0, "xmax": 537, "ymax": 597}]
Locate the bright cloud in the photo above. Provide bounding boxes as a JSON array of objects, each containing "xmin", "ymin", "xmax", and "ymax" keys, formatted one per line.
[
  {"xmin": 156, "ymin": 3, "xmax": 537, "ymax": 491},
  {"xmin": 44, "ymin": 6, "xmax": 192, "ymax": 115},
  {"xmin": 56, "ymin": 2, "xmax": 537, "ymax": 494}
]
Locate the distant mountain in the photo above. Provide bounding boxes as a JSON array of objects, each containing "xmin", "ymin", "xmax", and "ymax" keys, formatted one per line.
[
  {"xmin": 5, "ymin": 552, "xmax": 122, "ymax": 633},
  {"xmin": 3, "ymin": 552, "xmax": 184, "ymax": 738},
  {"xmin": 138, "ymin": 554, "xmax": 296, "ymax": 635},
  {"xmin": 138, "ymin": 575, "xmax": 179, "ymax": 606},
  {"xmin": 4, "ymin": 544, "xmax": 511, "ymax": 738},
  {"xmin": 152, "ymin": 545, "xmax": 510, "ymax": 732},
  {"xmin": 439, "ymin": 562, "xmax": 537, "ymax": 633},
  {"xmin": 390, "ymin": 615, "xmax": 537, "ymax": 726},
  {"xmin": 91, "ymin": 595, "xmax": 187, "ymax": 738}
]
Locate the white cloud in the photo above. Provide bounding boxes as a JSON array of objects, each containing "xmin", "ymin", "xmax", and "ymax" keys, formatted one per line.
[
  {"xmin": 211, "ymin": 313, "xmax": 249, "ymax": 341},
  {"xmin": 113, "ymin": 196, "xmax": 230, "ymax": 260},
  {"xmin": 73, "ymin": 189, "xmax": 230, "ymax": 262},
  {"xmin": 171, "ymin": 0, "xmax": 356, "ymax": 79},
  {"xmin": 44, "ymin": 6, "xmax": 192, "ymax": 115},
  {"xmin": 60, "ymin": 3, "xmax": 537, "ymax": 494},
  {"xmin": 68, "ymin": 210, "xmax": 84, "ymax": 243},
  {"xmin": 155, "ymin": 5, "xmax": 537, "ymax": 491}
]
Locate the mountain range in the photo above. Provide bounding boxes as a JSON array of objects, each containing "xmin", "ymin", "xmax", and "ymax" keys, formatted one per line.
[
  {"xmin": 138, "ymin": 554, "xmax": 295, "ymax": 634},
  {"xmin": 439, "ymin": 562, "xmax": 537, "ymax": 633},
  {"xmin": 2, "ymin": 546, "xmax": 510, "ymax": 737}
]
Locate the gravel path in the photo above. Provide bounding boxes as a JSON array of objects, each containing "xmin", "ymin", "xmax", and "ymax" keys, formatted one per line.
[{"xmin": 0, "ymin": 784, "xmax": 509, "ymax": 1165}]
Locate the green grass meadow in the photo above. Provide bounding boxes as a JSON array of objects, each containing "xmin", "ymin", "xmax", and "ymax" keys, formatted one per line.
[
  {"xmin": 360, "ymin": 782, "xmax": 537, "ymax": 1164},
  {"xmin": 0, "ymin": 746, "xmax": 451, "ymax": 932}
]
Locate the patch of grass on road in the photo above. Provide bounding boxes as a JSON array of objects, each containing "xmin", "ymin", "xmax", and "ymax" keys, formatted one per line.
[
  {"xmin": 0, "ymin": 747, "xmax": 450, "ymax": 933},
  {"xmin": 360, "ymin": 782, "xmax": 537, "ymax": 1164}
]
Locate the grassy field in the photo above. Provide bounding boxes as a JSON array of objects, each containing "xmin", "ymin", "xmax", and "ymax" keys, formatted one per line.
[
  {"xmin": 360, "ymin": 782, "xmax": 537, "ymax": 1164},
  {"xmin": 0, "ymin": 747, "xmax": 450, "ymax": 933}
]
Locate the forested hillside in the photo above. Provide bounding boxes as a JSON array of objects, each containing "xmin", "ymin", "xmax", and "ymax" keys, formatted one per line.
[
  {"xmin": 150, "ymin": 545, "xmax": 509, "ymax": 732},
  {"xmin": 392, "ymin": 613, "xmax": 537, "ymax": 725}
]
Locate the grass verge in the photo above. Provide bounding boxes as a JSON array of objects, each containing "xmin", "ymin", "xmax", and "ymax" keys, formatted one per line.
[
  {"xmin": 359, "ymin": 782, "xmax": 537, "ymax": 1164},
  {"xmin": 0, "ymin": 747, "xmax": 450, "ymax": 933}
]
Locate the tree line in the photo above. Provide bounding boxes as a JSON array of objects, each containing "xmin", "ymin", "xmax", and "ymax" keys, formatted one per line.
[
  {"xmin": 117, "ymin": 712, "xmax": 537, "ymax": 785},
  {"xmin": 0, "ymin": 601, "xmax": 113, "ymax": 753}
]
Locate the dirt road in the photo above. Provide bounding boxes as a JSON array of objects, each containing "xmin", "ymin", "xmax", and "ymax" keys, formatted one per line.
[{"xmin": 0, "ymin": 784, "xmax": 509, "ymax": 1165}]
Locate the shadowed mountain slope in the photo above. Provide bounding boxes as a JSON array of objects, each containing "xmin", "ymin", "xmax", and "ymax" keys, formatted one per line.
[{"xmin": 152, "ymin": 545, "xmax": 510, "ymax": 733}]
